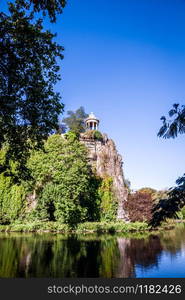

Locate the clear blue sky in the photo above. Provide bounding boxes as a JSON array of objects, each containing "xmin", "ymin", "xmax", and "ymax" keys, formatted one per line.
[{"xmin": 2, "ymin": 0, "xmax": 185, "ymax": 190}]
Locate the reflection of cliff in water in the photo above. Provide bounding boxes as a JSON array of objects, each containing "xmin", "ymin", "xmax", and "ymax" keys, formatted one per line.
[
  {"xmin": 115, "ymin": 238, "xmax": 134, "ymax": 277},
  {"xmin": 115, "ymin": 235, "xmax": 163, "ymax": 277}
]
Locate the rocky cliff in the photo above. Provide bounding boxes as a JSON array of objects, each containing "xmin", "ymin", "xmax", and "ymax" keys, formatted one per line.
[{"xmin": 80, "ymin": 133, "xmax": 129, "ymax": 221}]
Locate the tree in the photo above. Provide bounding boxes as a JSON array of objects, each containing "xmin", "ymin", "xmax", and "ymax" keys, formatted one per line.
[
  {"xmin": 125, "ymin": 191, "xmax": 154, "ymax": 222},
  {"xmin": 27, "ymin": 134, "xmax": 100, "ymax": 226},
  {"xmin": 150, "ymin": 176, "xmax": 185, "ymax": 227},
  {"xmin": 0, "ymin": 2, "xmax": 64, "ymax": 179},
  {"xmin": 138, "ymin": 187, "xmax": 157, "ymax": 197},
  {"xmin": 63, "ymin": 107, "xmax": 88, "ymax": 135},
  {"xmin": 150, "ymin": 103, "xmax": 185, "ymax": 227},
  {"xmin": 0, "ymin": 134, "xmax": 101, "ymax": 225}
]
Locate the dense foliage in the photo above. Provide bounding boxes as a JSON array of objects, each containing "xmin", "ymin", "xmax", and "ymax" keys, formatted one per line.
[
  {"xmin": 0, "ymin": 1, "xmax": 64, "ymax": 179},
  {"xmin": 98, "ymin": 176, "xmax": 118, "ymax": 221},
  {"xmin": 82, "ymin": 130, "xmax": 103, "ymax": 141},
  {"xmin": 0, "ymin": 175, "xmax": 26, "ymax": 224},
  {"xmin": 27, "ymin": 134, "xmax": 101, "ymax": 226},
  {"xmin": 150, "ymin": 176, "xmax": 185, "ymax": 227},
  {"xmin": 125, "ymin": 191, "xmax": 154, "ymax": 222},
  {"xmin": 0, "ymin": 135, "xmax": 103, "ymax": 226},
  {"xmin": 0, "ymin": 148, "xmax": 26, "ymax": 223}
]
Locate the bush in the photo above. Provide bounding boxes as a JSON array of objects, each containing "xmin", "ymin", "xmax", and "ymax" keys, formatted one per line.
[
  {"xmin": 0, "ymin": 221, "xmax": 149, "ymax": 233},
  {"xmin": 93, "ymin": 130, "xmax": 103, "ymax": 141},
  {"xmin": 0, "ymin": 174, "xmax": 26, "ymax": 224},
  {"xmin": 81, "ymin": 130, "xmax": 103, "ymax": 141}
]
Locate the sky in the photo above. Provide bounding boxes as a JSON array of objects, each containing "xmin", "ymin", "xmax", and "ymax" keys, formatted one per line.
[{"xmin": 2, "ymin": 0, "xmax": 185, "ymax": 190}]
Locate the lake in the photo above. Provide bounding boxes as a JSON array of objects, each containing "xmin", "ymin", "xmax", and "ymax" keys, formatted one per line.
[{"xmin": 0, "ymin": 224, "xmax": 185, "ymax": 278}]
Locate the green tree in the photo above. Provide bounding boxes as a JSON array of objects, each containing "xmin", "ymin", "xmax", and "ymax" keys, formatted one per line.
[
  {"xmin": 63, "ymin": 107, "xmax": 88, "ymax": 135},
  {"xmin": 27, "ymin": 134, "xmax": 100, "ymax": 226},
  {"xmin": 150, "ymin": 103, "xmax": 185, "ymax": 227},
  {"xmin": 0, "ymin": 2, "xmax": 65, "ymax": 179},
  {"xmin": 0, "ymin": 145, "xmax": 26, "ymax": 224}
]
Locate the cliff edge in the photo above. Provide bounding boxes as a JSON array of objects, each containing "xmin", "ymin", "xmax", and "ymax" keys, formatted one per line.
[{"xmin": 80, "ymin": 133, "xmax": 129, "ymax": 221}]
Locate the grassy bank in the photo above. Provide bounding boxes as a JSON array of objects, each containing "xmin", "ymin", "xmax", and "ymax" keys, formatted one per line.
[
  {"xmin": 0, "ymin": 221, "xmax": 150, "ymax": 233},
  {"xmin": 0, "ymin": 219, "xmax": 180, "ymax": 234}
]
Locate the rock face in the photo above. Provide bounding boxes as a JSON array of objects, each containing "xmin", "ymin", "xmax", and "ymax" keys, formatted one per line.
[{"xmin": 80, "ymin": 133, "xmax": 129, "ymax": 221}]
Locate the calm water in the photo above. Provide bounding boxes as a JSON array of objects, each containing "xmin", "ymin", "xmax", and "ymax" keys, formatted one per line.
[{"xmin": 0, "ymin": 224, "xmax": 185, "ymax": 278}]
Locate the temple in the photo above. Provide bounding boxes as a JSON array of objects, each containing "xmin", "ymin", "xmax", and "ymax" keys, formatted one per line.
[{"xmin": 85, "ymin": 112, "xmax": 99, "ymax": 131}]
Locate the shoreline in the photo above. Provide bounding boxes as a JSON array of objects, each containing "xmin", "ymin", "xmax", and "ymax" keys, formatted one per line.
[{"xmin": 0, "ymin": 220, "xmax": 182, "ymax": 234}]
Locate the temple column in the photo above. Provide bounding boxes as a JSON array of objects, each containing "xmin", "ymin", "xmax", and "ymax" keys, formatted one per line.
[{"xmin": 85, "ymin": 113, "xmax": 100, "ymax": 132}]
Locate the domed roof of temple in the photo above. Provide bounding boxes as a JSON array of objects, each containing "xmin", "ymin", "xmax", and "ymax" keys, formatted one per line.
[{"xmin": 85, "ymin": 112, "xmax": 99, "ymax": 122}]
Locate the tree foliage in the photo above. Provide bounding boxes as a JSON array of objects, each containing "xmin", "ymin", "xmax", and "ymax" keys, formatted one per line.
[
  {"xmin": 125, "ymin": 191, "xmax": 154, "ymax": 223},
  {"xmin": 27, "ymin": 134, "xmax": 100, "ymax": 227},
  {"xmin": 158, "ymin": 104, "xmax": 185, "ymax": 139},
  {"xmin": 0, "ymin": 134, "xmax": 121, "ymax": 226},
  {"xmin": 98, "ymin": 176, "xmax": 117, "ymax": 221},
  {"xmin": 0, "ymin": 2, "xmax": 64, "ymax": 178},
  {"xmin": 150, "ymin": 103, "xmax": 185, "ymax": 227},
  {"xmin": 138, "ymin": 187, "xmax": 157, "ymax": 196},
  {"xmin": 63, "ymin": 107, "xmax": 88, "ymax": 135},
  {"xmin": 150, "ymin": 175, "xmax": 185, "ymax": 227},
  {"xmin": 0, "ymin": 149, "xmax": 26, "ymax": 224},
  {"xmin": 15, "ymin": 0, "xmax": 66, "ymax": 22},
  {"xmin": 82, "ymin": 130, "xmax": 103, "ymax": 141}
]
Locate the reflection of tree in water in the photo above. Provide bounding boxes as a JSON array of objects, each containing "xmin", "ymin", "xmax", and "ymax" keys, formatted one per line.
[
  {"xmin": 99, "ymin": 237, "xmax": 120, "ymax": 278},
  {"xmin": 0, "ymin": 228, "xmax": 185, "ymax": 277},
  {"xmin": 0, "ymin": 234, "xmax": 102, "ymax": 277},
  {"xmin": 160, "ymin": 224, "xmax": 185, "ymax": 255},
  {"xmin": 129, "ymin": 236, "xmax": 163, "ymax": 268}
]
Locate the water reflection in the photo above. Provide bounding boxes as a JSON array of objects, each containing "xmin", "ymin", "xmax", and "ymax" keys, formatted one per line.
[{"xmin": 0, "ymin": 224, "xmax": 185, "ymax": 277}]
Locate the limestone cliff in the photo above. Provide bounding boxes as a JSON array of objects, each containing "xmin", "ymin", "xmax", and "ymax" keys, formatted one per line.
[{"xmin": 80, "ymin": 133, "xmax": 129, "ymax": 221}]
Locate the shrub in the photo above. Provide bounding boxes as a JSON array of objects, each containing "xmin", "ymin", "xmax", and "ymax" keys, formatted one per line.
[
  {"xmin": 81, "ymin": 130, "xmax": 103, "ymax": 141},
  {"xmin": 0, "ymin": 174, "xmax": 26, "ymax": 224},
  {"xmin": 93, "ymin": 130, "xmax": 103, "ymax": 141},
  {"xmin": 0, "ymin": 221, "xmax": 149, "ymax": 233}
]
